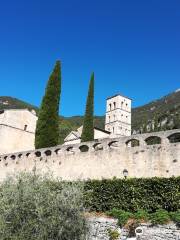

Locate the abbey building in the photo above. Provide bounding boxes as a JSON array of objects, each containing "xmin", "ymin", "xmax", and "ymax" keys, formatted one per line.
[
  {"xmin": 64, "ymin": 94, "xmax": 132, "ymax": 145},
  {"xmin": 0, "ymin": 93, "xmax": 132, "ymax": 152},
  {"xmin": 0, "ymin": 109, "xmax": 37, "ymax": 154}
]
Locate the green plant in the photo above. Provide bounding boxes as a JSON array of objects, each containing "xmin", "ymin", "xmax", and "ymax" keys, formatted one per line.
[
  {"xmin": 170, "ymin": 210, "xmax": 180, "ymax": 226},
  {"xmin": 35, "ymin": 60, "xmax": 61, "ymax": 149},
  {"xmin": 149, "ymin": 209, "xmax": 170, "ymax": 225},
  {"xmin": 84, "ymin": 177, "xmax": 180, "ymax": 212},
  {"xmin": 108, "ymin": 228, "xmax": 120, "ymax": 240},
  {"xmin": 0, "ymin": 173, "xmax": 87, "ymax": 240},
  {"xmin": 106, "ymin": 209, "xmax": 134, "ymax": 227},
  {"xmin": 81, "ymin": 72, "xmax": 94, "ymax": 142},
  {"xmin": 134, "ymin": 210, "xmax": 149, "ymax": 221}
]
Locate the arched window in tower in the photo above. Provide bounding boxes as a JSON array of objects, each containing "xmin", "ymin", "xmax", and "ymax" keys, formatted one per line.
[
  {"xmin": 109, "ymin": 116, "xmax": 111, "ymax": 123},
  {"xmin": 114, "ymin": 115, "xmax": 116, "ymax": 121},
  {"xmin": 113, "ymin": 127, "xmax": 115, "ymax": 133},
  {"xmin": 109, "ymin": 103, "xmax": 112, "ymax": 111},
  {"xmin": 24, "ymin": 125, "xmax": 28, "ymax": 131},
  {"xmin": 121, "ymin": 101, "xmax": 123, "ymax": 109},
  {"xmin": 113, "ymin": 102, "xmax": 116, "ymax": 109}
]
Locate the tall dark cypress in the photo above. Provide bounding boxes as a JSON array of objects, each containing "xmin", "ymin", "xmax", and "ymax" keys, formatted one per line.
[
  {"xmin": 81, "ymin": 73, "xmax": 94, "ymax": 142},
  {"xmin": 35, "ymin": 61, "xmax": 61, "ymax": 149}
]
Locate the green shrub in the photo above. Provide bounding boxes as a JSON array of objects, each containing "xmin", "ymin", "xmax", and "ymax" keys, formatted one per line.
[
  {"xmin": 149, "ymin": 209, "xmax": 170, "ymax": 225},
  {"xmin": 84, "ymin": 177, "xmax": 180, "ymax": 212},
  {"xmin": 170, "ymin": 210, "xmax": 180, "ymax": 225},
  {"xmin": 108, "ymin": 228, "xmax": 120, "ymax": 240},
  {"xmin": 107, "ymin": 209, "xmax": 180, "ymax": 227},
  {"xmin": 134, "ymin": 210, "xmax": 149, "ymax": 221},
  {"xmin": 107, "ymin": 208, "xmax": 134, "ymax": 227},
  {"xmin": 0, "ymin": 173, "xmax": 87, "ymax": 240}
]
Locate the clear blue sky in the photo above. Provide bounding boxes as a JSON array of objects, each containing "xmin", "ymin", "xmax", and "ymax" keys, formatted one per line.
[{"xmin": 0, "ymin": 0, "xmax": 179, "ymax": 116}]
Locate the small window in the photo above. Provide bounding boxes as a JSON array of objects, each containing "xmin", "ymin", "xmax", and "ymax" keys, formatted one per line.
[
  {"xmin": 121, "ymin": 102, "xmax": 123, "ymax": 108},
  {"xmin": 113, "ymin": 127, "xmax": 115, "ymax": 133},
  {"xmin": 113, "ymin": 102, "xmax": 116, "ymax": 109},
  {"xmin": 114, "ymin": 115, "xmax": 116, "ymax": 121},
  {"xmin": 109, "ymin": 116, "xmax": 111, "ymax": 122},
  {"xmin": 109, "ymin": 103, "xmax": 112, "ymax": 111},
  {"xmin": 24, "ymin": 125, "xmax": 28, "ymax": 131}
]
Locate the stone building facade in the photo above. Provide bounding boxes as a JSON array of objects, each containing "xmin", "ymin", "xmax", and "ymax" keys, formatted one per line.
[
  {"xmin": 105, "ymin": 94, "xmax": 131, "ymax": 137},
  {"xmin": 64, "ymin": 126, "xmax": 111, "ymax": 145},
  {"xmin": 0, "ymin": 109, "xmax": 37, "ymax": 154},
  {"xmin": 65, "ymin": 93, "xmax": 132, "ymax": 145}
]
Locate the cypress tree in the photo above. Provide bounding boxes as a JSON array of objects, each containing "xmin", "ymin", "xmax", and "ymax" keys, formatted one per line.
[
  {"xmin": 81, "ymin": 73, "xmax": 94, "ymax": 142},
  {"xmin": 35, "ymin": 61, "xmax": 61, "ymax": 149}
]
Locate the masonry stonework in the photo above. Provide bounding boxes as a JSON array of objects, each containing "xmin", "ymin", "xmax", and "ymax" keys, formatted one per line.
[
  {"xmin": 87, "ymin": 217, "xmax": 180, "ymax": 240},
  {"xmin": 105, "ymin": 94, "xmax": 132, "ymax": 137},
  {"xmin": 0, "ymin": 129, "xmax": 179, "ymax": 182}
]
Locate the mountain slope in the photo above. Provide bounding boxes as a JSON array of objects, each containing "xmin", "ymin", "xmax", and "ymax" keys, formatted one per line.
[
  {"xmin": 132, "ymin": 90, "xmax": 180, "ymax": 134},
  {"xmin": 0, "ymin": 96, "xmax": 38, "ymax": 112},
  {"xmin": 0, "ymin": 90, "xmax": 180, "ymax": 143}
]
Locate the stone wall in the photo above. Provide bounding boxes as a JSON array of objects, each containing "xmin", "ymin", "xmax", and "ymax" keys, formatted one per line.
[
  {"xmin": 140, "ymin": 223, "xmax": 180, "ymax": 240},
  {"xmin": 87, "ymin": 217, "xmax": 180, "ymax": 240},
  {"xmin": 87, "ymin": 216, "xmax": 121, "ymax": 240},
  {"xmin": 0, "ymin": 129, "xmax": 179, "ymax": 182}
]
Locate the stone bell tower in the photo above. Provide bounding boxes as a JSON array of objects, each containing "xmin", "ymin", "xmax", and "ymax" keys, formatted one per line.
[{"xmin": 105, "ymin": 94, "xmax": 131, "ymax": 136}]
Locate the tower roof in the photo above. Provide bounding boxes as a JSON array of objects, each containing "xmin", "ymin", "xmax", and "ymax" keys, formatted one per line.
[{"xmin": 106, "ymin": 94, "xmax": 132, "ymax": 101}]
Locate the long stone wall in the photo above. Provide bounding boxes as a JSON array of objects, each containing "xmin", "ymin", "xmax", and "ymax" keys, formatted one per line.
[{"xmin": 0, "ymin": 129, "xmax": 179, "ymax": 181}]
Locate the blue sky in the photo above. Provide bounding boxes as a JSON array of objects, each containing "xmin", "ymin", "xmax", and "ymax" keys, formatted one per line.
[{"xmin": 0, "ymin": 0, "xmax": 179, "ymax": 116}]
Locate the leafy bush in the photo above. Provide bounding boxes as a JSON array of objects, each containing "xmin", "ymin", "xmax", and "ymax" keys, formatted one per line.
[
  {"xmin": 134, "ymin": 210, "xmax": 149, "ymax": 221},
  {"xmin": 170, "ymin": 210, "xmax": 180, "ymax": 226},
  {"xmin": 0, "ymin": 173, "xmax": 87, "ymax": 240},
  {"xmin": 107, "ymin": 209, "xmax": 134, "ymax": 227},
  {"xmin": 108, "ymin": 228, "xmax": 120, "ymax": 240},
  {"xmin": 106, "ymin": 209, "xmax": 180, "ymax": 227},
  {"xmin": 149, "ymin": 209, "xmax": 170, "ymax": 225},
  {"xmin": 84, "ymin": 177, "xmax": 180, "ymax": 212}
]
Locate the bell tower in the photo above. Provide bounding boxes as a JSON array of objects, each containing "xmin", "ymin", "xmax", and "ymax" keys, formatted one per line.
[{"xmin": 105, "ymin": 94, "xmax": 131, "ymax": 136}]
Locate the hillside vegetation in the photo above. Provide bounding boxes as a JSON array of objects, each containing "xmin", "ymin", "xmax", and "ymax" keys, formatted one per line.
[
  {"xmin": 0, "ymin": 90, "xmax": 180, "ymax": 143},
  {"xmin": 0, "ymin": 96, "xmax": 38, "ymax": 112}
]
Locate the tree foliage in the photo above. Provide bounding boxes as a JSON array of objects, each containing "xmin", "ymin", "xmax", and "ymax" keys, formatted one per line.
[
  {"xmin": 0, "ymin": 173, "xmax": 87, "ymax": 240},
  {"xmin": 35, "ymin": 61, "xmax": 61, "ymax": 149},
  {"xmin": 81, "ymin": 73, "xmax": 94, "ymax": 142}
]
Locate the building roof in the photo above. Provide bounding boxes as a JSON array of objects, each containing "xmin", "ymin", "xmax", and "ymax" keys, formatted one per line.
[
  {"xmin": 106, "ymin": 93, "xmax": 132, "ymax": 101},
  {"xmin": 94, "ymin": 127, "xmax": 111, "ymax": 134},
  {"xmin": 0, "ymin": 108, "xmax": 37, "ymax": 116},
  {"xmin": 64, "ymin": 126, "xmax": 110, "ymax": 142}
]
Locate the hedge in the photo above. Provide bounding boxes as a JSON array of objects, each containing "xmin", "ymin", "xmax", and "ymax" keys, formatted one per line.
[
  {"xmin": 13, "ymin": 176, "xmax": 179, "ymax": 213},
  {"xmin": 83, "ymin": 177, "xmax": 180, "ymax": 213}
]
